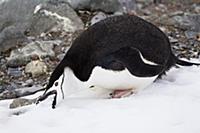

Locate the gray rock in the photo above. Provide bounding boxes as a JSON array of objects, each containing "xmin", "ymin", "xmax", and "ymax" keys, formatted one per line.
[
  {"xmin": 23, "ymin": 79, "xmax": 34, "ymax": 87},
  {"xmin": 29, "ymin": 1, "xmax": 84, "ymax": 36},
  {"xmin": 90, "ymin": 12, "xmax": 107, "ymax": 25},
  {"xmin": 0, "ymin": 0, "xmax": 48, "ymax": 52},
  {"xmin": 25, "ymin": 60, "xmax": 47, "ymax": 77},
  {"xmin": 63, "ymin": 0, "xmax": 137, "ymax": 13},
  {"xmin": 169, "ymin": 36, "xmax": 178, "ymax": 43},
  {"xmin": 0, "ymin": 0, "xmax": 83, "ymax": 52},
  {"xmin": 0, "ymin": 83, "xmax": 18, "ymax": 92},
  {"xmin": 7, "ymin": 40, "xmax": 60, "ymax": 67},
  {"xmin": 7, "ymin": 67, "xmax": 22, "ymax": 77},
  {"xmin": 9, "ymin": 98, "xmax": 36, "ymax": 109},
  {"xmin": 7, "ymin": 57, "xmax": 31, "ymax": 67},
  {"xmin": 173, "ymin": 14, "xmax": 200, "ymax": 31},
  {"xmin": 185, "ymin": 31, "xmax": 199, "ymax": 39},
  {"xmin": 193, "ymin": 4, "xmax": 200, "ymax": 13},
  {"xmin": 0, "ymin": 26, "xmax": 28, "ymax": 52}
]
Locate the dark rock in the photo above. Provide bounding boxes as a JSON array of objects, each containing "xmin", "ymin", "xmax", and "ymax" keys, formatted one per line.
[
  {"xmin": 7, "ymin": 56, "xmax": 31, "ymax": 67},
  {"xmin": 63, "ymin": 0, "xmax": 137, "ymax": 13},
  {"xmin": 0, "ymin": 26, "xmax": 28, "ymax": 52},
  {"xmin": 0, "ymin": 57, "xmax": 6, "ymax": 66},
  {"xmin": 7, "ymin": 67, "xmax": 22, "ymax": 77},
  {"xmin": 0, "ymin": 0, "xmax": 48, "ymax": 52}
]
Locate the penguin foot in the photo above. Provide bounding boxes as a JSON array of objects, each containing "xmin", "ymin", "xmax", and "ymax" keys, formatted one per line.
[
  {"xmin": 110, "ymin": 89, "xmax": 134, "ymax": 98},
  {"xmin": 36, "ymin": 90, "xmax": 57, "ymax": 109}
]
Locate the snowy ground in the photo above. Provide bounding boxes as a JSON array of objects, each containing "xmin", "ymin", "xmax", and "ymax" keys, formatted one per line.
[{"xmin": 1, "ymin": 65, "xmax": 200, "ymax": 133}]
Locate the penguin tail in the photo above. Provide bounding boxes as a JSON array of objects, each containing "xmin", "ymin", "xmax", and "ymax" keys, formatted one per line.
[{"xmin": 175, "ymin": 56, "xmax": 200, "ymax": 66}]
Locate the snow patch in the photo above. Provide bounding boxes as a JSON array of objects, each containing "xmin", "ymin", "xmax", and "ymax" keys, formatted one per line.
[{"xmin": 0, "ymin": 66, "xmax": 200, "ymax": 133}]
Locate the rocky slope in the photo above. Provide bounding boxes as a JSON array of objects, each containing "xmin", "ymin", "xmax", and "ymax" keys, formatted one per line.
[{"xmin": 0, "ymin": 0, "xmax": 199, "ymax": 101}]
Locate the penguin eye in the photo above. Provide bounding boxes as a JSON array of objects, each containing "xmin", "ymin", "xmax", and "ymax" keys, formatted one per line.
[{"xmin": 55, "ymin": 82, "xmax": 59, "ymax": 86}]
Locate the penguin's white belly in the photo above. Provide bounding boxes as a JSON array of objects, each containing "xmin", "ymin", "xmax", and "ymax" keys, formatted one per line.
[{"xmin": 85, "ymin": 66, "xmax": 158, "ymax": 90}]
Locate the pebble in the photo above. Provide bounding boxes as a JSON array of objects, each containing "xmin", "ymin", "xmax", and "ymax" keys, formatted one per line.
[
  {"xmin": 25, "ymin": 60, "xmax": 47, "ymax": 77},
  {"xmin": 90, "ymin": 12, "xmax": 107, "ymax": 25},
  {"xmin": 185, "ymin": 31, "xmax": 198, "ymax": 39},
  {"xmin": 23, "ymin": 79, "xmax": 34, "ymax": 87},
  {"xmin": 7, "ymin": 67, "xmax": 22, "ymax": 77},
  {"xmin": 9, "ymin": 98, "xmax": 36, "ymax": 109}
]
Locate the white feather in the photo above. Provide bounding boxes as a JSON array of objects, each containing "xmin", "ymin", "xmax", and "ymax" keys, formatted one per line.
[
  {"xmin": 62, "ymin": 66, "xmax": 158, "ymax": 92},
  {"xmin": 45, "ymin": 66, "xmax": 158, "ymax": 104}
]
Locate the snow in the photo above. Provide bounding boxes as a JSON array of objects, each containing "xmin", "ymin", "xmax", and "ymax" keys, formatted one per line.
[{"xmin": 1, "ymin": 66, "xmax": 200, "ymax": 133}]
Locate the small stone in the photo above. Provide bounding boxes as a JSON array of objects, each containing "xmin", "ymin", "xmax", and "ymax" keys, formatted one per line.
[
  {"xmin": 90, "ymin": 12, "xmax": 107, "ymax": 25},
  {"xmin": 57, "ymin": 53, "xmax": 65, "ymax": 61},
  {"xmin": 185, "ymin": 31, "xmax": 198, "ymax": 39},
  {"xmin": 169, "ymin": 36, "xmax": 178, "ymax": 43},
  {"xmin": 23, "ymin": 79, "xmax": 34, "ymax": 87},
  {"xmin": 7, "ymin": 67, "xmax": 22, "ymax": 77},
  {"xmin": 9, "ymin": 98, "xmax": 36, "ymax": 109},
  {"xmin": 193, "ymin": 4, "xmax": 200, "ymax": 13},
  {"xmin": 25, "ymin": 60, "xmax": 47, "ymax": 77},
  {"xmin": 196, "ymin": 33, "xmax": 200, "ymax": 41}
]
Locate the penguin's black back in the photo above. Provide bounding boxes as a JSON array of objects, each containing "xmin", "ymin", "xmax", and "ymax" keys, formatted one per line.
[
  {"xmin": 46, "ymin": 15, "xmax": 176, "ymax": 89},
  {"xmin": 65, "ymin": 15, "xmax": 174, "ymax": 81}
]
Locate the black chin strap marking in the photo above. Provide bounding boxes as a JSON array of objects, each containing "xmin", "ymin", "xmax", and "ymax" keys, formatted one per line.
[
  {"xmin": 60, "ymin": 72, "xmax": 65, "ymax": 99},
  {"xmin": 37, "ymin": 72, "xmax": 65, "ymax": 108},
  {"xmin": 36, "ymin": 90, "xmax": 57, "ymax": 109}
]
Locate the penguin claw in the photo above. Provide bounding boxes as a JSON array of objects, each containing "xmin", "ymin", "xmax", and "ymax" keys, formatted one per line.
[{"xmin": 110, "ymin": 89, "xmax": 134, "ymax": 98}]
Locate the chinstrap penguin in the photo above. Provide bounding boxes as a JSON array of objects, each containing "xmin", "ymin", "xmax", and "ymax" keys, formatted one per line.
[{"xmin": 36, "ymin": 15, "xmax": 200, "ymax": 108}]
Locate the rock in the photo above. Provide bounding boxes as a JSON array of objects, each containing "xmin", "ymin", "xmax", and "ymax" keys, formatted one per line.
[
  {"xmin": 0, "ymin": 26, "xmax": 28, "ymax": 52},
  {"xmin": 23, "ymin": 79, "xmax": 34, "ymax": 87},
  {"xmin": 172, "ymin": 14, "xmax": 200, "ymax": 39},
  {"xmin": 63, "ymin": 0, "xmax": 137, "ymax": 13},
  {"xmin": 29, "ymin": 1, "xmax": 84, "ymax": 36},
  {"xmin": 7, "ymin": 40, "xmax": 60, "ymax": 67},
  {"xmin": 193, "ymin": 4, "xmax": 200, "ymax": 13},
  {"xmin": 90, "ymin": 12, "xmax": 107, "ymax": 25},
  {"xmin": 0, "ymin": 83, "xmax": 18, "ymax": 92},
  {"xmin": 25, "ymin": 60, "xmax": 47, "ymax": 77},
  {"xmin": 173, "ymin": 14, "xmax": 200, "ymax": 31},
  {"xmin": 9, "ymin": 98, "xmax": 36, "ymax": 109},
  {"xmin": 7, "ymin": 57, "xmax": 31, "ymax": 67},
  {"xmin": 7, "ymin": 67, "xmax": 22, "ymax": 77},
  {"xmin": 0, "ymin": 57, "xmax": 6, "ymax": 66},
  {"xmin": 0, "ymin": 0, "xmax": 83, "ymax": 52},
  {"xmin": 154, "ymin": 14, "xmax": 175, "ymax": 26},
  {"xmin": 0, "ymin": 0, "xmax": 48, "ymax": 52},
  {"xmin": 185, "ymin": 31, "xmax": 199, "ymax": 39},
  {"xmin": 168, "ymin": 36, "xmax": 178, "ymax": 43}
]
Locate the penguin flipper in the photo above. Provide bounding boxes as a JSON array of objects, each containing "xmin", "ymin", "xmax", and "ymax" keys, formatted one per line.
[{"xmin": 99, "ymin": 47, "xmax": 165, "ymax": 77}]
